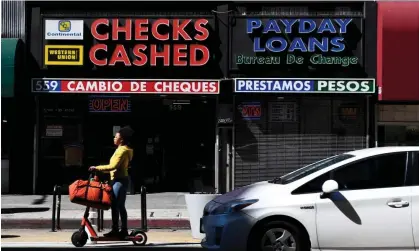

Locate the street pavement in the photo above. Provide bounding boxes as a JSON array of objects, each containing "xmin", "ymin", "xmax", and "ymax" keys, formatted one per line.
[
  {"xmin": 1, "ymin": 193, "xmax": 191, "ymax": 229},
  {"xmin": 2, "ymin": 243, "xmax": 203, "ymax": 250},
  {"xmin": 1, "ymin": 229, "xmax": 203, "ymax": 250}
]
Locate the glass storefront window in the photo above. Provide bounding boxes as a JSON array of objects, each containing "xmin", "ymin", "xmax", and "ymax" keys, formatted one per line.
[
  {"xmin": 377, "ymin": 125, "xmax": 419, "ymax": 146},
  {"xmin": 377, "ymin": 104, "xmax": 419, "ymax": 146}
]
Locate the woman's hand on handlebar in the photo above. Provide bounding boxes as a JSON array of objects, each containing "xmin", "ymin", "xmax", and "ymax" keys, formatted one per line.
[{"xmin": 88, "ymin": 166, "xmax": 97, "ymax": 172}]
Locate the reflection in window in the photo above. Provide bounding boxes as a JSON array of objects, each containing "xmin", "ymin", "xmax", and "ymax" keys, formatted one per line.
[{"xmin": 281, "ymin": 154, "xmax": 354, "ymax": 184}]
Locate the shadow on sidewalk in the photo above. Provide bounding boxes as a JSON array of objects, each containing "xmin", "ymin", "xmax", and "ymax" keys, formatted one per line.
[
  {"xmin": 87, "ymin": 243, "xmax": 201, "ymax": 248},
  {"xmin": 32, "ymin": 195, "xmax": 48, "ymax": 205},
  {"xmin": 1, "ymin": 207, "xmax": 49, "ymax": 214},
  {"xmin": 1, "ymin": 235, "xmax": 20, "ymax": 239},
  {"xmin": 148, "ymin": 243, "xmax": 201, "ymax": 246}
]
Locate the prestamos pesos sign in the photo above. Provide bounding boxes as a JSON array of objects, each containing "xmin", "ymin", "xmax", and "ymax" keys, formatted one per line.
[
  {"xmin": 31, "ymin": 79, "xmax": 220, "ymax": 94},
  {"xmin": 234, "ymin": 78, "xmax": 375, "ymax": 94}
]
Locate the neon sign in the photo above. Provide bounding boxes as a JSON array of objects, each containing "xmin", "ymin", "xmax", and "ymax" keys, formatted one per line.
[
  {"xmin": 88, "ymin": 95, "xmax": 131, "ymax": 113},
  {"xmin": 239, "ymin": 102, "xmax": 262, "ymax": 120}
]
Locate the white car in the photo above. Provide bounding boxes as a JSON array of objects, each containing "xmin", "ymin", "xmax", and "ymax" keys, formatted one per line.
[{"xmin": 201, "ymin": 147, "xmax": 419, "ymax": 251}]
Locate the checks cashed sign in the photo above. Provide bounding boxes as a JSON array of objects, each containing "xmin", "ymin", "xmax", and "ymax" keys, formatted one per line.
[{"xmin": 234, "ymin": 78, "xmax": 376, "ymax": 94}]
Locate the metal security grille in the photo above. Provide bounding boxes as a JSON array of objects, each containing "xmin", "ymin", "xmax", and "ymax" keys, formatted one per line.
[
  {"xmin": 233, "ymin": 95, "xmax": 366, "ymax": 188},
  {"xmin": 1, "ymin": 0, "xmax": 25, "ymax": 38}
]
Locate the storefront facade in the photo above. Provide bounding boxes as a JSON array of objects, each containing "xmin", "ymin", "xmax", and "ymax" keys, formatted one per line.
[
  {"xmin": 21, "ymin": 2, "xmax": 379, "ymax": 194},
  {"xmin": 226, "ymin": 3, "xmax": 378, "ymax": 189},
  {"xmin": 26, "ymin": 2, "xmax": 228, "ymax": 194}
]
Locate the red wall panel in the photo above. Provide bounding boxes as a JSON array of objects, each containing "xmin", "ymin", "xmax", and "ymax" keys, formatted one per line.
[{"xmin": 377, "ymin": 2, "xmax": 419, "ymax": 101}]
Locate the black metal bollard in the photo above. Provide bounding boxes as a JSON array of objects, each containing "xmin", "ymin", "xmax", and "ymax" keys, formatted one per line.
[
  {"xmin": 56, "ymin": 186, "xmax": 62, "ymax": 230},
  {"xmin": 51, "ymin": 185, "xmax": 58, "ymax": 232},
  {"xmin": 140, "ymin": 186, "xmax": 148, "ymax": 231},
  {"xmin": 97, "ymin": 208, "xmax": 101, "ymax": 232},
  {"xmin": 100, "ymin": 209, "xmax": 104, "ymax": 231},
  {"xmin": 97, "ymin": 209, "xmax": 104, "ymax": 232}
]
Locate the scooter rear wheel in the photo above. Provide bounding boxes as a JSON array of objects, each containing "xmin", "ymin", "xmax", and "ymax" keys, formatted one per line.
[
  {"xmin": 71, "ymin": 230, "xmax": 88, "ymax": 247},
  {"xmin": 131, "ymin": 230, "xmax": 147, "ymax": 246}
]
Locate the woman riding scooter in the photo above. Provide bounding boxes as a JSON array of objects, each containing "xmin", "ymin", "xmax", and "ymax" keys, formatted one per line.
[{"xmin": 89, "ymin": 126, "xmax": 134, "ymax": 238}]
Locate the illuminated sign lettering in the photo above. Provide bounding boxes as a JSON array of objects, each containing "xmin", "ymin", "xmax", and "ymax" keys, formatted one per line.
[
  {"xmin": 88, "ymin": 96, "xmax": 131, "ymax": 113},
  {"xmin": 89, "ymin": 18, "xmax": 210, "ymax": 67}
]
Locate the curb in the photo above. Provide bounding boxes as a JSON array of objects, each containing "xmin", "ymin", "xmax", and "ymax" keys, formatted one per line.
[{"xmin": 1, "ymin": 218, "xmax": 191, "ymax": 230}]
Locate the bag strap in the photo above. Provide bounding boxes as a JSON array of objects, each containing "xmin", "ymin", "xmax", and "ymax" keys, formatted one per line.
[{"xmin": 84, "ymin": 172, "xmax": 95, "ymax": 199}]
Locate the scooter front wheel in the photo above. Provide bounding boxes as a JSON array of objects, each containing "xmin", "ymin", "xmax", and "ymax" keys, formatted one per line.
[
  {"xmin": 71, "ymin": 230, "xmax": 88, "ymax": 247},
  {"xmin": 131, "ymin": 230, "xmax": 147, "ymax": 246}
]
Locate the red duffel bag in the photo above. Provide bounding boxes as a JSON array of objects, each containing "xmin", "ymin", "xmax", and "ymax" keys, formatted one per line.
[{"xmin": 69, "ymin": 176, "xmax": 113, "ymax": 210}]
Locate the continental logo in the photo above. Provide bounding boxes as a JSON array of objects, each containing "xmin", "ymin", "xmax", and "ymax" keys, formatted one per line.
[
  {"xmin": 44, "ymin": 45, "xmax": 83, "ymax": 66},
  {"xmin": 59, "ymin": 20, "xmax": 72, "ymax": 32},
  {"xmin": 45, "ymin": 20, "xmax": 83, "ymax": 40}
]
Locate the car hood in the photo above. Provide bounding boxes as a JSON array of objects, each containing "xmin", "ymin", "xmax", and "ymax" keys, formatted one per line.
[{"xmin": 213, "ymin": 181, "xmax": 279, "ymax": 204}]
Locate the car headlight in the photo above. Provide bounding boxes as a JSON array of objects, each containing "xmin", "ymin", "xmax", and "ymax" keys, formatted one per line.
[{"xmin": 210, "ymin": 199, "xmax": 259, "ymax": 215}]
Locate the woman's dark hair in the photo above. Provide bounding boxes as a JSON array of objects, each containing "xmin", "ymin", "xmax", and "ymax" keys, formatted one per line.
[{"xmin": 118, "ymin": 126, "xmax": 134, "ymax": 146}]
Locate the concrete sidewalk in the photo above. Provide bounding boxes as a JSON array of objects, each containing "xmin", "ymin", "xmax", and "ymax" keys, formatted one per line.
[
  {"xmin": 1, "ymin": 229, "xmax": 200, "ymax": 244},
  {"xmin": 1, "ymin": 194, "xmax": 191, "ymax": 229}
]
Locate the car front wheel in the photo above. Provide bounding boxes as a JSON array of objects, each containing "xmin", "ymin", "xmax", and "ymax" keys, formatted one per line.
[{"xmin": 248, "ymin": 220, "xmax": 310, "ymax": 251}]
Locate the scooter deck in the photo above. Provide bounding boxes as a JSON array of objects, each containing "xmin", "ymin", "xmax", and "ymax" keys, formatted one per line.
[{"xmin": 90, "ymin": 236, "xmax": 144, "ymax": 241}]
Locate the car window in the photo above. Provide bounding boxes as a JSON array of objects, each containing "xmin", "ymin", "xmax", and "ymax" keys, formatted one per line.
[
  {"xmin": 408, "ymin": 151, "xmax": 419, "ymax": 186},
  {"xmin": 292, "ymin": 152, "xmax": 409, "ymax": 194},
  {"xmin": 292, "ymin": 172, "xmax": 330, "ymax": 194},
  {"xmin": 280, "ymin": 154, "xmax": 354, "ymax": 184},
  {"xmin": 331, "ymin": 152, "xmax": 408, "ymax": 191}
]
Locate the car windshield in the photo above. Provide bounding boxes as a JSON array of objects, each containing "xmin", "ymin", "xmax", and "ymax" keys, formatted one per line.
[{"xmin": 278, "ymin": 154, "xmax": 355, "ymax": 184}]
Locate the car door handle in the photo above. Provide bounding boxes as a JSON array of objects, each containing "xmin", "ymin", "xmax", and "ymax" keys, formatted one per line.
[{"xmin": 387, "ymin": 201, "xmax": 409, "ymax": 208}]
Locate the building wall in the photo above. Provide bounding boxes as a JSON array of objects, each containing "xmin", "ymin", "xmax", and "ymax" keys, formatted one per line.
[
  {"xmin": 375, "ymin": 2, "xmax": 419, "ymax": 148},
  {"xmin": 377, "ymin": 2, "xmax": 419, "ymax": 101},
  {"xmin": 1, "ymin": 0, "xmax": 26, "ymax": 194}
]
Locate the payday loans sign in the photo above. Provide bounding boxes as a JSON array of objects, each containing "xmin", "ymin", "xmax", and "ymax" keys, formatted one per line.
[
  {"xmin": 236, "ymin": 18, "xmax": 359, "ymax": 67},
  {"xmin": 234, "ymin": 78, "xmax": 375, "ymax": 94}
]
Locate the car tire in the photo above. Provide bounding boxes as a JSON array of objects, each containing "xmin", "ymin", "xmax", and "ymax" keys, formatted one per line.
[{"xmin": 248, "ymin": 220, "xmax": 310, "ymax": 251}]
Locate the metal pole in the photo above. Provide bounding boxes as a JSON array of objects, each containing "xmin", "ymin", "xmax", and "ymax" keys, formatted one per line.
[
  {"xmin": 140, "ymin": 186, "xmax": 147, "ymax": 231},
  {"xmin": 101, "ymin": 209, "xmax": 104, "ymax": 231},
  {"xmin": 214, "ymin": 131, "xmax": 220, "ymax": 194},
  {"xmin": 366, "ymin": 95, "xmax": 370, "ymax": 148},
  {"xmin": 32, "ymin": 96, "xmax": 40, "ymax": 195},
  {"xmin": 97, "ymin": 208, "xmax": 101, "ymax": 232},
  {"xmin": 56, "ymin": 186, "xmax": 61, "ymax": 230},
  {"xmin": 51, "ymin": 185, "xmax": 57, "ymax": 232}
]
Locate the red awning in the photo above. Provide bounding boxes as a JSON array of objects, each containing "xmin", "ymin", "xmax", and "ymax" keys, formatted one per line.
[{"xmin": 377, "ymin": 2, "xmax": 419, "ymax": 101}]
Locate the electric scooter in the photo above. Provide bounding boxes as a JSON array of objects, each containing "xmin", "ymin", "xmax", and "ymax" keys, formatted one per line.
[
  {"xmin": 70, "ymin": 172, "xmax": 147, "ymax": 247},
  {"xmin": 71, "ymin": 205, "xmax": 147, "ymax": 247}
]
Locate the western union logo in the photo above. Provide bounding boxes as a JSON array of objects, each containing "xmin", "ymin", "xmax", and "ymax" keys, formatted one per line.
[{"xmin": 44, "ymin": 45, "xmax": 83, "ymax": 66}]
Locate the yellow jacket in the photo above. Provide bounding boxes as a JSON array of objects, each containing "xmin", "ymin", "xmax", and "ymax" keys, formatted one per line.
[{"xmin": 96, "ymin": 145, "xmax": 133, "ymax": 180}]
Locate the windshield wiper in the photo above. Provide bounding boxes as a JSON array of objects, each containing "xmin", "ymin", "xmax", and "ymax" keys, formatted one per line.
[{"xmin": 268, "ymin": 177, "xmax": 282, "ymax": 184}]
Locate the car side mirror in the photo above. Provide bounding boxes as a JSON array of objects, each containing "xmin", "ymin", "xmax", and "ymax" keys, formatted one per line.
[{"xmin": 320, "ymin": 180, "xmax": 339, "ymax": 199}]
